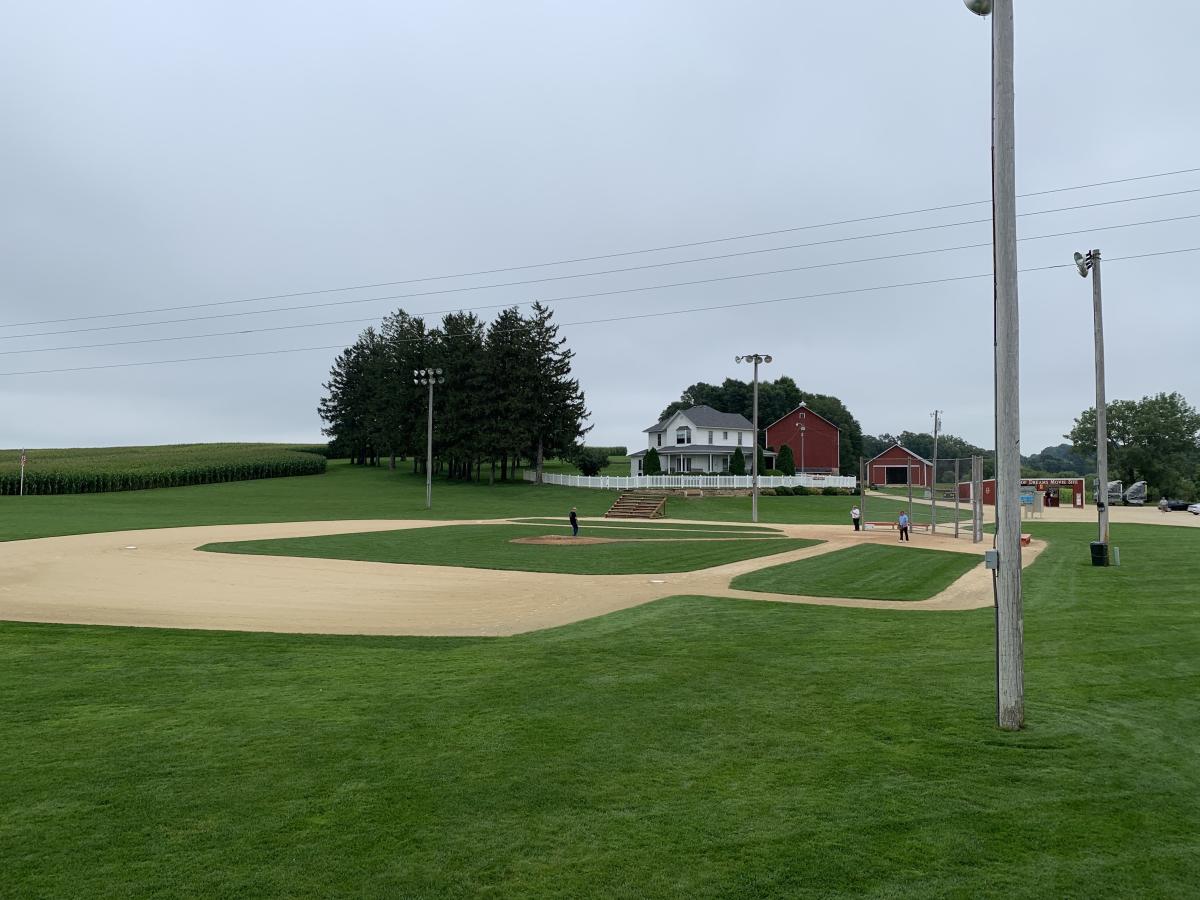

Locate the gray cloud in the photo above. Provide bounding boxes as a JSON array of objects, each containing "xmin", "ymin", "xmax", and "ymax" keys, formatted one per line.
[{"xmin": 2, "ymin": 2, "xmax": 1197, "ymax": 457}]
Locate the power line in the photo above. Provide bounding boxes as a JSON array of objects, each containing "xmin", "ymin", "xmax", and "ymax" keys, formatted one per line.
[
  {"xmin": 5, "ymin": 192, "xmax": 1199, "ymax": 343},
  {"xmin": 3, "ymin": 245, "xmax": 1196, "ymax": 377},
  {"xmin": 6, "ymin": 211, "xmax": 1199, "ymax": 356},
  {"xmin": 3, "ymin": 169, "xmax": 1199, "ymax": 330}
]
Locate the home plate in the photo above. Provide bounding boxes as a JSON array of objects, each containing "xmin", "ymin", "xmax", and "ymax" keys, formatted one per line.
[
  {"xmin": 123, "ymin": 546, "xmax": 138, "ymax": 550},
  {"xmin": 649, "ymin": 579, "xmax": 666, "ymax": 584}
]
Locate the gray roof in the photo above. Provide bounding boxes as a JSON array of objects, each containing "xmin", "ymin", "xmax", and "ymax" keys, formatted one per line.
[
  {"xmin": 629, "ymin": 444, "xmax": 774, "ymax": 457},
  {"xmin": 643, "ymin": 405, "xmax": 755, "ymax": 433},
  {"xmin": 867, "ymin": 442, "xmax": 933, "ymax": 466}
]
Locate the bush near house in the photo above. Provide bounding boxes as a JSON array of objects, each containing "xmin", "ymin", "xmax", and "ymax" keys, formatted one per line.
[
  {"xmin": 777, "ymin": 444, "xmax": 796, "ymax": 475},
  {"xmin": 568, "ymin": 447, "xmax": 612, "ymax": 477}
]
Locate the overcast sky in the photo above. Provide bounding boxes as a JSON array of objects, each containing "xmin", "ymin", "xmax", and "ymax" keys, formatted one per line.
[{"xmin": 2, "ymin": 2, "xmax": 1197, "ymax": 457}]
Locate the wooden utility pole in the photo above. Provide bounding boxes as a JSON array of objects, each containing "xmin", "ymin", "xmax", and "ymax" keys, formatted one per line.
[
  {"xmin": 1089, "ymin": 250, "xmax": 1110, "ymax": 547},
  {"xmin": 953, "ymin": 457, "xmax": 961, "ymax": 539},
  {"xmin": 736, "ymin": 353, "xmax": 772, "ymax": 523},
  {"xmin": 859, "ymin": 457, "xmax": 867, "ymax": 524},
  {"xmin": 930, "ymin": 409, "xmax": 941, "ymax": 533},
  {"xmin": 989, "ymin": 0, "xmax": 1025, "ymax": 730}
]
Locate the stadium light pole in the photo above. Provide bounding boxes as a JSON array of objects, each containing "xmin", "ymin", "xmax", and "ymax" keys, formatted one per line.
[
  {"xmin": 1074, "ymin": 249, "xmax": 1109, "ymax": 550},
  {"xmin": 413, "ymin": 367, "xmax": 446, "ymax": 510},
  {"xmin": 965, "ymin": 0, "xmax": 1024, "ymax": 731},
  {"xmin": 735, "ymin": 353, "xmax": 772, "ymax": 523}
]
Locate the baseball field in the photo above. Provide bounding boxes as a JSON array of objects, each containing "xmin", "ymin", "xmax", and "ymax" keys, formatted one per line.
[{"xmin": 2, "ymin": 460, "xmax": 1198, "ymax": 897}]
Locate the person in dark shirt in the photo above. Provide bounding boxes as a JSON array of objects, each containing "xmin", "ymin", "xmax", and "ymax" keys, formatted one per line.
[{"xmin": 569, "ymin": 507, "xmax": 579, "ymax": 537}]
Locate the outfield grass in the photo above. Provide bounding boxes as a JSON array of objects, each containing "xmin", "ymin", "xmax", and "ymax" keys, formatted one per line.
[
  {"xmin": 0, "ymin": 460, "xmax": 957, "ymax": 542},
  {"xmin": 731, "ymin": 544, "xmax": 982, "ymax": 601},
  {"xmin": 201, "ymin": 524, "xmax": 819, "ymax": 575},
  {"xmin": 2, "ymin": 521, "xmax": 1198, "ymax": 897},
  {"xmin": 0, "ymin": 461, "xmax": 616, "ymax": 542}
]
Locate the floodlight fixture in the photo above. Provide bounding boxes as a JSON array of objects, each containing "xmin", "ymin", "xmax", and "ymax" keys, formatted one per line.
[
  {"xmin": 964, "ymin": 0, "xmax": 992, "ymax": 15},
  {"xmin": 1074, "ymin": 251, "xmax": 1091, "ymax": 278}
]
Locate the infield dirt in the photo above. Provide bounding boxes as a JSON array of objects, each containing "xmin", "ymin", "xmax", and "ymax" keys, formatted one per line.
[{"xmin": 1, "ymin": 518, "xmax": 1043, "ymax": 636}]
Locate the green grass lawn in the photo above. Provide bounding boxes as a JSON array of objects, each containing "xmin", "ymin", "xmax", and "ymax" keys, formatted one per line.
[
  {"xmin": 2, "ymin": 521, "xmax": 1198, "ymax": 897},
  {"xmin": 0, "ymin": 460, "xmax": 959, "ymax": 542},
  {"xmin": 201, "ymin": 524, "xmax": 819, "ymax": 575},
  {"xmin": 0, "ymin": 461, "xmax": 618, "ymax": 542},
  {"xmin": 731, "ymin": 544, "xmax": 982, "ymax": 601}
]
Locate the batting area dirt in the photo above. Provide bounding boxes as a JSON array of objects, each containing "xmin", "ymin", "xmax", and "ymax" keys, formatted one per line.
[{"xmin": 0, "ymin": 517, "xmax": 1045, "ymax": 637}]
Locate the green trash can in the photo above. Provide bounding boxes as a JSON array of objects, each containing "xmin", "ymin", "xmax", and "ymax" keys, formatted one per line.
[{"xmin": 1089, "ymin": 541, "xmax": 1109, "ymax": 567}]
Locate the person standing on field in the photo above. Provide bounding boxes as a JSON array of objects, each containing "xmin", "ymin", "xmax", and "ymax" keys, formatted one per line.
[
  {"xmin": 569, "ymin": 507, "xmax": 579, "ymax": 537},
  {"xmin": 898, "ymin": 511, "xmax": 911, "ymax": 542},
  {"xmin": 850, "ymin": 505, "xmax": 861, "ymax": 531}
]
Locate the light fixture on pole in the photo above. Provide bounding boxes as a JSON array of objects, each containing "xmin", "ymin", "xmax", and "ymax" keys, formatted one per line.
[
  {"xmin": 796, "ymin": 402, "xmax": 808, "ymax": 477},
  {"xmin": 964, "ymin": 0, "xmax": 1023, "ymax": 731},
  {"xmin": 735, "ymin": 353, "xmax": 772, "ymax": 523},
  {"xmin": 413, "ymin": 367, "xmax": 446, "ymax": 510},
  {"xmin": 1074, "ymin": 249, "xmax": 1110, "ymax": 556}
]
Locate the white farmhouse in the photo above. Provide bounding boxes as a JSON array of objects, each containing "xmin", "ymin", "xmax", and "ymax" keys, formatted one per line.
[{"xmin": 627, "ymin": 405, "xmax": 774, "ymax": 475}]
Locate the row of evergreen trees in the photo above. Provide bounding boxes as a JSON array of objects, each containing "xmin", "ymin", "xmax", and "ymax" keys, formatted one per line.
[{"xmin": 318, "ymin": 303, "xmax": 589, "ymax": 482}]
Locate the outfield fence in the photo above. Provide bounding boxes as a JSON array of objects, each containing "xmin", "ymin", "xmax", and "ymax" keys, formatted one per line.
[{"xmin": 524, "ymin": 471, "xmax": 858, "ymax": 490}]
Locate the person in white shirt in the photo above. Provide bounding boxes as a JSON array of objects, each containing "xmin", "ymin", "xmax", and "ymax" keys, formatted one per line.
[{"xmin": 850, "ymin": 505, "xmax": 861, "ymax": 531}]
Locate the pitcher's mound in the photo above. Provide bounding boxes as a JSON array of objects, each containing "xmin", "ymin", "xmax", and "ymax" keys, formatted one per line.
[{"xmin": 511, "ymin": 535, "xmax": 618, "ymax": 546}]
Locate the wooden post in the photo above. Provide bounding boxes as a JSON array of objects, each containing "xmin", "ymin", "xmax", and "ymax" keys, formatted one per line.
[{"xmin": 991, "ymin": 0, "xmax": 1025, "ymax": 730}]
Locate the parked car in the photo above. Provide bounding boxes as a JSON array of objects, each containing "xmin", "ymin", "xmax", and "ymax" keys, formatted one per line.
[
  {"xmin": 1189, "ymin": 502, "xmax": 1200, "ymax": 515},
  {"xmin": 1159, "ymin": 498, "xmax": 1191, "ymax": 512}
]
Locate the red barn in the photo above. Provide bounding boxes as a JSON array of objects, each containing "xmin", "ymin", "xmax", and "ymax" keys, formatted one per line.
[
  {"xmin": 765, "ymin": 403, "xmax": 841, "ymax": 474},
  {"xmin": 867, "ymin": 443, "xmax": 933, "ymax": 488}
]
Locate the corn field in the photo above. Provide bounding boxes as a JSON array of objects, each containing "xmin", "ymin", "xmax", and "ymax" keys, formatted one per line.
[{"xmin": 0, "ymin": 444, "xmax": 327, "ymax": 495}]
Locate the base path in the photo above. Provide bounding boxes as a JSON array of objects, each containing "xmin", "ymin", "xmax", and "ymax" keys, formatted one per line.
[{"xmin": 0, "ymin": 518, "xmax": 1043, "ymax": 637}]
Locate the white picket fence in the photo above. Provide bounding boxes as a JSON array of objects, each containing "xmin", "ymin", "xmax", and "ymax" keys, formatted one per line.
[{"xmin": 524, "ymin": 471, "xmax": 858, "ymax": 490}]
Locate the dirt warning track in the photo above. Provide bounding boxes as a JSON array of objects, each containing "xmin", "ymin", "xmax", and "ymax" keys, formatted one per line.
[{"xmin": 0, "ymin": 518, "xmax": 1042, "ymax": 636}]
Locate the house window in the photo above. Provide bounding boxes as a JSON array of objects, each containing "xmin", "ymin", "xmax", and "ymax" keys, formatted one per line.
[
  {"xmin": 656, "ymin": 434, "xmax": 661, "ymax": 447},
  {"xmin": 723, "ymin": 431, "xmax": 728, "ymax": 440},
  {"xmin": 737, "ymin": 432, "xmax": 743, "ymax": 446},
  {"xmin": 676, "ymin": 426, "xmax": 691, "ymax": 445},
  {"xmin": 708, "ymin": 431, "xmax": 713, "ymax": 444}
]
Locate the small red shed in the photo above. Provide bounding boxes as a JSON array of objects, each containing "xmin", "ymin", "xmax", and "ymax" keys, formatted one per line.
[
  {"xmin": 867, "ymin": 443, "xmax": 933, "ymax": 488},
  {"xmin": 765, "ymin": 403, "xmax": 841, "ymax": 473}
]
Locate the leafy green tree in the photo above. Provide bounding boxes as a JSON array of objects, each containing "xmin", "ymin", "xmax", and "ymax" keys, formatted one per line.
[
  {"xmin": 756, "ymin": 444, "xmax": 766, "ymax": 475},
  {"xmin": 319, "ymin": 327, "xmax": 389, "ymax": 466},
  {"xmin": 777, "ymin": 444, "xmax": 796, "ymax": 476},
  {"xmin": 569, "ymin": 447, "xmax": 611, "ymax": 477},
  {"xmin": 643, "ymin": 447, "xmax": 662, "ymax": 476},
  {"xmin": 379, "ymin": 310, "xmax": 429, "ymax": 470},
  {"xmin": 1068, "ymin": 392, "xmax": 1200, "ymax": 498},
  {"xmin": 729, "ymin": 446, "xmax": 746, "ymax": 476},
  {"xmin": 429, "ymin": 311, "xmax": 488, "ymax": 481},
  {"xmin": 1022, "ymin": 443, "xmax": 1094, "ymax": 476},
  {"xmin": 526, "ymin": 303, "xmax": 590, "ymax": 484},
  {"xmin": 483, "ymin": 307, "xmax": 537, "ymax": 481},
  {"xmin": 658, "ymin": 376, "xmax": 863, "ymax": 474}
]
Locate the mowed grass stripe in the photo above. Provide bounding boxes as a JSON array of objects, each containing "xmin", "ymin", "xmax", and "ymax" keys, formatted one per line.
[
  {"xmin": 200, "ymin": 524, "xmax": 820, "ymax": 575},
  {"xmin": 731, "ymin": 543, "xmax": 982, "ymax": 601}
]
